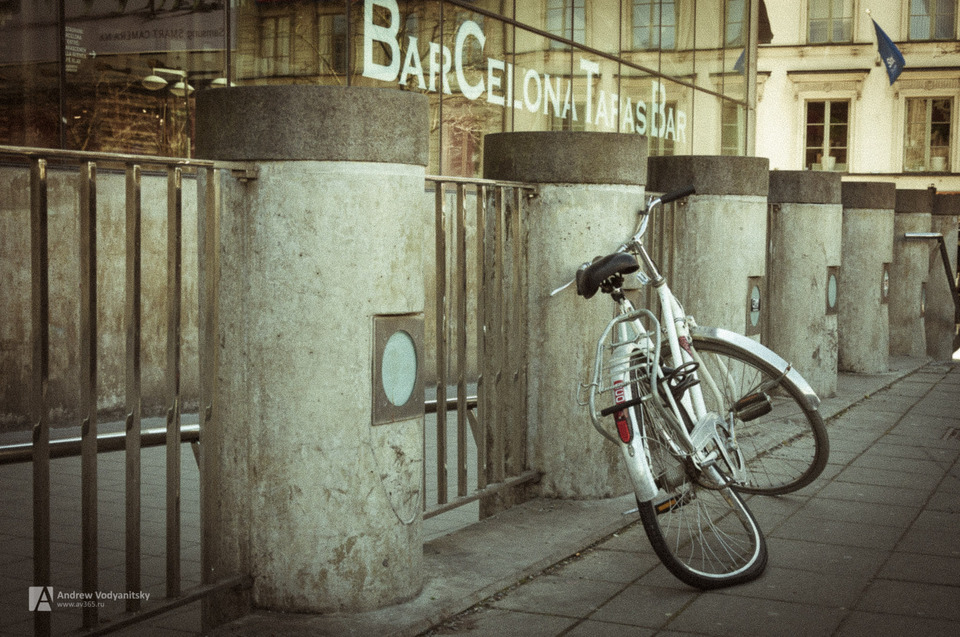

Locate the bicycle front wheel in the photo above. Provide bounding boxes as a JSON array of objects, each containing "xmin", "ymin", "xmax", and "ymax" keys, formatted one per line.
[
  {"xmin": 637, "ymin": 414, "xmax": 767, "ymax": 589},
  {"xmin": 691, "ymin": 336, "xmax": 829, "ymax": 495}
]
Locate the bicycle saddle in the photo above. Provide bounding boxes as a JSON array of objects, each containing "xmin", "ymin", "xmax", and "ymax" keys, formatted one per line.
[{"xmin": 576, "ymin": 252, "xmax": 640, "ymax": 299}]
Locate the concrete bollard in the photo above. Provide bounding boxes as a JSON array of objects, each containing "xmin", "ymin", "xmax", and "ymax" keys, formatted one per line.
[
  {"xmin": 765, "ymin": 171, "xmax": 842, "ymax": 398},
  {"xmin": 196, "ymin": 86, "xmax": 429, "ymax": 614},
  {"xmin": 646, "ymin": 156, "xmax": 770, "ymax": 336},
  {"xmin": 890, "ymin": 190, "xmax": 934, "ymax": 358},
  {"xmin": 484, "ymin": 132, "xmax": 647, "ymax": 499},
  {"xmin": 838, "ymin": 182, "xmax": 896, "ymax": 373},
  {"xmin": 926, "ymin": 193, "xmax": 960, "ymax": 360}
]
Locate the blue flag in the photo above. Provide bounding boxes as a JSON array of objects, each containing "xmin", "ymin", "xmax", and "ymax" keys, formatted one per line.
[{"xmin": 872, "ymin": 19, "xmax": 905, "ymax": 85}]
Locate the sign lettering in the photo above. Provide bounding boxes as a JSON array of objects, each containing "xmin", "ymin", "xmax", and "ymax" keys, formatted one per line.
[{"xmin": 363, "ymin": 0, "xmax": 687, "ymax": 142}]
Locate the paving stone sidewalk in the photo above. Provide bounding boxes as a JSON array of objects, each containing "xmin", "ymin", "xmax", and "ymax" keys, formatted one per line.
[{"xmin": 2, "ymin": 358, "xmax": 957, "ymax": 636}]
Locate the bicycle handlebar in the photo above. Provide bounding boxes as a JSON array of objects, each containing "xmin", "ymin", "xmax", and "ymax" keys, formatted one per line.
[
  {"xmin": 550, "ymin": 184, "xmax": 696, "ymax": 297},
  {"xmin": 654, "ymin": 185, "xmax": 696, "ymax": 207}
]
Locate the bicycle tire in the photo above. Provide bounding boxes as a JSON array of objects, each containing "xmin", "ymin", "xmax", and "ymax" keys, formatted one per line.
[
  {"xmin": 634, "ymin": 398, "xmax": 768, "ymax": 589},
  {"xmin": 690, "ymin": 336, "xmax": 829, "ymax": 495}
]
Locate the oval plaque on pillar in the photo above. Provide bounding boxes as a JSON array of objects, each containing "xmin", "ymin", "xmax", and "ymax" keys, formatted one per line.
[{"xmin": 373, "ymin": 314, "xmax": 425, "ymax": 425}]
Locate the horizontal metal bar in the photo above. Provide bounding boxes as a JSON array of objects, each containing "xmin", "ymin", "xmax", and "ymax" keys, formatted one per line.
[
  {"xmin": 80, "ymin": 575, "xmax": 252, "ymax": 637},
  {"xmin": 424, "ymin": 396, "xmax": 478, "ymax": 414},
  {"xmin": 0, "ymin": 425, "xmax": 200, "ymax": 465},
  {"xmin": 0, "ymin": 143, "xmax": 215, "ymax": 168},
  {"xmin": 903, "ymin": 232, "xmax": 944, "ymax": 240},
  {"xmin": 426, "ymin": 174, "xmax": 538, "ymax": 190},
  {"xmin": 422, "ymin": 470, "xmax": 541, "ymax": 520},
  {"xmin": 0, "ymin": 143, "xmax": 255, "ymax": 176}
]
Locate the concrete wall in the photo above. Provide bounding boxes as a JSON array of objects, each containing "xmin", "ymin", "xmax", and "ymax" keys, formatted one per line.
[
  {"xmin": 838, "ymin": 181, "xmax": 895, "ymax": 373},
  {"xmin": 646, "ymin": 156, "xmax": 770, "ymax": 336},
  {"xmin": 197, "ymin": 86, "xmax": 430, "ymax": 614},
  {"xmin": 890, "ymin": 189, "xmax": 934, "ymax": 357},
  {"xmin": 766, "ymin": 171, "xmax": 842, "ymax": 397},
  {"xmin": 484, "ymin": 132, "xmax": 647, "ymax": 499},
  {"xmin": 926, "ymin": 194, "xmax": 960, "ymax": 360},
  {"xmin": 0, "ymin": 165, "xmax": 200, "ymax": 430}
]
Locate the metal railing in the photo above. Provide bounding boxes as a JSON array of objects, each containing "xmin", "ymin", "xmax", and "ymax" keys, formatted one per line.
[
  {"xmin": 1, "ymin": 145, "xmax": 541, "ymax": 634},
  {"xmin": 904, "ymin": 231, "xmax": 960, "ymax": 324},
  {"xmin": 0, "ymin": 144, "xmax": 248, "ymax": 636},
  {"xmin": 425, "ymin": 177, "xmax": 539, "ymax": 519}
]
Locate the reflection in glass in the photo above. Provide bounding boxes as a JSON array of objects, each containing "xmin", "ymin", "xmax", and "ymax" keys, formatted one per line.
[
  {"xmin": 631, "ymin": 0, "xmax": 676, "ymax": 50},
  {"xmin": 0, "ymin": 0, "xmax": 765, "ymax": 169}
]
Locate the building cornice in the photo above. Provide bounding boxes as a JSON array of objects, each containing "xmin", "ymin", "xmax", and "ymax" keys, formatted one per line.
[{"xmin": 786, "ymin": 69, "xmax": 870, "ymax": 100}]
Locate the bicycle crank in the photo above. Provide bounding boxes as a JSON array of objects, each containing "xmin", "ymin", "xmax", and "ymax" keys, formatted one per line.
[{"xmin": 689, "ymin": 412, "xmax": 748, "ymax": 485}]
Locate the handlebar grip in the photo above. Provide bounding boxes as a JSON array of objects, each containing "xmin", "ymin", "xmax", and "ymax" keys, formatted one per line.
[{"xmin": 659, "ymin": 185, "xmax": 696, "ymax": 205}]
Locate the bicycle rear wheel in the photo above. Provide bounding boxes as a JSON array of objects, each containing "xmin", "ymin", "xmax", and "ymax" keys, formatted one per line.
[
  {"xmin": 636, "ymin": 404, "xmax": 767, "ymax": 589},
  {"xmin": 691, "ymin": 336, "xmax": 829, "ymax": 495}
]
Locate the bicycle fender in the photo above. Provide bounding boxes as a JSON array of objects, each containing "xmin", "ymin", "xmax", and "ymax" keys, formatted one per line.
[
  {"xmin": 620, "ymin": 439, "xmax": 659, "ymax": 502},
  {"xmin": 690, "ymin": 326, "xmax": 821, "ymax": 410}
]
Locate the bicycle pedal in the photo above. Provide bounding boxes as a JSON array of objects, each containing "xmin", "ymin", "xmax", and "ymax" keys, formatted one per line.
[
  {"xmin": 733, "ymin": 392, "xmax": 773, "ymax": 422},
  {"xmin": 653, "ymin": 490, "xmax": 694, "ymax": 515}
]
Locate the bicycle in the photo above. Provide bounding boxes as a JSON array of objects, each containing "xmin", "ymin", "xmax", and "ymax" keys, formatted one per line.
[{"xmin": 553, "ymin": 185, "xmax": 829, "ymax": 589}]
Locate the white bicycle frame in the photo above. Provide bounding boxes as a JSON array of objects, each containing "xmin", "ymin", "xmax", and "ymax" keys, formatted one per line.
[{"xmin": 576, "ymin": 192, "xmax": 819, "ymax": 504}]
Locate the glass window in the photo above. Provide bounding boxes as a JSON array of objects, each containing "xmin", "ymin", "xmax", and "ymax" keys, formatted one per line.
[
  {"xmin": 546, "ymin": 0, "xmax": 586, "ymax": 49},
  {"xmin": 320, "ymin": 11, "xmax": 349, "ymax": 76},
  {"xmin": 804, "ymin": 100, "xmax": 849, "ymax": 171},
  {"xmin": 259, "ymin": 14, "xmax": 293, "ymax": 77},
  {"xmin": 725, "ymin": 0, "xmax": 746, "ymax": 47},
  {"xmin": 904, "ymin": 98, "xmax": 952, "ymax": 171},
  {"xmin": 721, "ymin": 101, "xmax": 745, "ymax": 156},
  {"xmin": 632, "ymin": 0, "xmax": 676, "ymax": 50},
  {"xmin": 910, "ymin": 0, "xmax": 957, "ymax": 40},
  {"xmin": 808, "ymin": 0, "xmax": 854, "ymax": 43}
]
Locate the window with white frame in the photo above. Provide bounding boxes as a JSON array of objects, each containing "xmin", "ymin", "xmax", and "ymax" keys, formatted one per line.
[
  {"xmin": 804, "ymin": 100, "xmax": 849, "ymax": 171},
  {"xmin": 909, "ymin": 0, "xmax": 957, "ymax": 40},
  {"xmin": 258, "ymin": 14, "xmax": 293, "ymax": 76},
  {"xmin": 904, "ymin": 97, "xmax": 952, "ymax": 171},
  {"xmin": 632, "ymin": 0, "xmax": 677, "ymax": 50},
  {"xmin": 721, "ymin": 101, "xmax": 745, "ymax": 156},
  {"xmin": 546, "ymin": 0, "xmax": 586, "ymax": 49},
  {"xmin": 808, "ymin": 0, "xmax": 854, "ymax": 43}
]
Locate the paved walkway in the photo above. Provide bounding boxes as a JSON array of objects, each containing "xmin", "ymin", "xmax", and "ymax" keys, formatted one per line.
[
  {"xmin": 215, "ymin": 358, "xmax": 960, "ymax": 637},
  {"xmin": 2, "ymin": 357, "xmax": 958, "ymax": 636}
]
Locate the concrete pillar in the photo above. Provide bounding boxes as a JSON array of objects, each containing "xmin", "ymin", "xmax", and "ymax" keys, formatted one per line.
[
  {"xmin": 838, "ymin": 182, "xmax": 896, "ymax": 373},
  {"xmin": 926, "ymin": 193, "xmax": 959, "ymax": 360},
  {"xmin": 890, "ymin": 189, "xmax": 934, "ymax": 358},
  {"xmin": 646, "ymin": 156, "xmax": 770, "ymax": 335},
  {"xmin": 766, "ymin": 171, "xmax": 842, "ymax": 398},
  {"xmin": 196, "ymin": 86, "xmax": 429, "ymax": 613},
  {"xmin": 483, "ymin": 132, "xmax": 647, "ymax": 499}
]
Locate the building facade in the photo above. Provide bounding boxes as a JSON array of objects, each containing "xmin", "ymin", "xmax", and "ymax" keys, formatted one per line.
[
  {"xmin": 0, "ymin": 0, "xmax": 764, "ymax": 176},
  {"xmin": 2, "ymin": 1, "xmax": 955, "ymax": 189},
  {"xmin": 755, "ymin": 0, "xmax": 960, "ymax": 192}
]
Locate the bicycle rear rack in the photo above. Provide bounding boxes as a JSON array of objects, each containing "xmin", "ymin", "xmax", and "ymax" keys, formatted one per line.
[{"xmin": 580, "ymin": 308, "xmax": 663, "ymax": 443}]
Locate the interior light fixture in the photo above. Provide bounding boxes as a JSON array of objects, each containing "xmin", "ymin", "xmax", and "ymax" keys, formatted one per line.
[
  {"xmin": 142, "ymin": 73, "xmax": 168, "ymax": 91},
  {"xmin": 169, "ymin": 80, "xmax": 195, "ymax": 97},
  {"xmin": 142, "ymin": 67, "xmax": 187, "ymax": 91}
]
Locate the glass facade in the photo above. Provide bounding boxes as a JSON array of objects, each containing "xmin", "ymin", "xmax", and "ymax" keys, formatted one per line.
[{"xmin": 0, "ymin": 0, "xmax": 758, "ymax": 176}]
